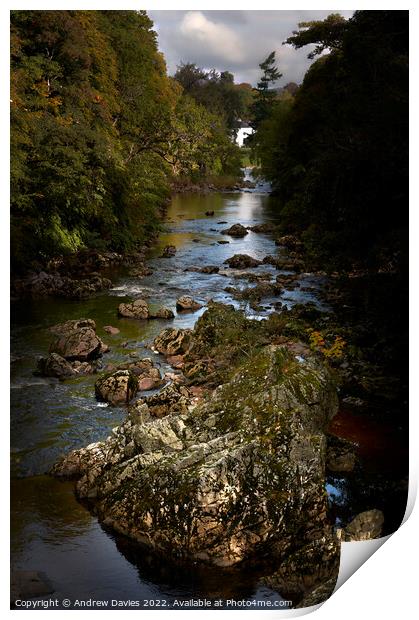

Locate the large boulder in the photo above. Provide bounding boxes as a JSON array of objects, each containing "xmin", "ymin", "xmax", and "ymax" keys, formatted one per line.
[
  {"xmin": 223, "ymin": 254, "xmax": 261, "ymax": 269},
  {"xmin": 153, "ymin": 328, "xmax": 192, "ymax": 356},
  {"xmin": 95, "ymin": 370, "xmax": 139, "ymax": 405},
  {"xmin": 36, "ymin": 353, "xmax": 96, "ymax": 378},
  {"xmin": 221, "ymin": 223, "xmax": 249, "ymax": 237},
  {"xmin": 53, "ymin": 339, "xmax": 338, "ymax": 568},
  {"xmin": 49, "ymin": 319, "xmax": 108, "ymax": 361},
  {"xmin": 118, "ymin": 299, "xmax": 149, "ymax": 319},
  {"xmin": 176, "ymin": 296, "xmax": 202, "ymax": 312}
]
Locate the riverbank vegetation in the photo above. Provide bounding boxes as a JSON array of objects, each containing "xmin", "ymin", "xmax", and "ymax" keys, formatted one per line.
[
  {"xmin": 252, "ymin": 11, "xmax": 408, "ymax": 271},
  {"xmin": 11, "ymin": 10, "xmax": 244, "ymax": 271}
]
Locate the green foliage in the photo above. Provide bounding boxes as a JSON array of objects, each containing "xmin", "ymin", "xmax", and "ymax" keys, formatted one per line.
[
  {"xmin": 11, "ymin": 10, "xmax": 242, "ymax": 272},
  {"xmin": 254, "ymin": 11, "xmax": 408, "ymax": 270},
  {"xmin": 174, "ymin": 62, "xmax": 252, "ymax": 132}
]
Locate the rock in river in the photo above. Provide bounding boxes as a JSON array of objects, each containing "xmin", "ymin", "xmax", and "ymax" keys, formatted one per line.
[
  {"xmin": 118, "ymin": 299, "xmax": 150, "ymax": 319},
  {"xmin": 176, "ymin": 296, "xmax": 203, "ymax": 312},
  {"xmin": 37, "ymin": 353, "xmax": 96, "ymax": 378},
  {"xmin": 161, "ymin": 245, "xmax": 176, "ymax": 258},
  {"xmin": 103, "ymin": 325, "xmax": 120, "ymax": 335},
  {"xmin": 149, "ymin": 307, "xmax": 175, "ymax": 320},
  {"xmin": 95, "ymin": 370, "xmax": 139, "ymax": 405},
  {"xmin": 53, "ymin": 317, "xmax": 338, "ymax": 568},
  {"xmin": 221, "ymin": 223, "xmax": 249, "ymax": 237},
  {"xmin": 49, "ymin": 319, "xmax": 108, "ymax": 361},
  {"xmin": 223, "ymin": 254, "xmax": 262, "ymax": 269}
]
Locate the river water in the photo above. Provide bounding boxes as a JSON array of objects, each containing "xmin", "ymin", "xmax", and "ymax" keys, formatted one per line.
[{"xmin": 10, "ymin": 183, "xmax": 334, "ymax": 607}]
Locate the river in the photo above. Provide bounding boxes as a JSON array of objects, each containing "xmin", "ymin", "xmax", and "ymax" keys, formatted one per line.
[{"xmin": 10, "ymin": 181, "xmax": 400, "ymax": 607}]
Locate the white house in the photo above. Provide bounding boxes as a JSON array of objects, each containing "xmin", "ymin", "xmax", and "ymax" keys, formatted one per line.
[{"xmin": 236, "ymin": 126, "xmax": 254, "ymax": 147}]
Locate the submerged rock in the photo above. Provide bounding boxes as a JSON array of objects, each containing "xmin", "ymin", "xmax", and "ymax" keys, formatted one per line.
[
  {"xmin": 53, "ymin": 318, "xmax": 338, "ymax": 568},
  {"xmin": 103, "ymin": 325, "xmax": 120, "ymax": 335},
  {"xmin": 248, "ymin": 223, "xmax": 279, "ymax": 234},
  {"xmin": 221, "ymin": 223, "xmax": 249, "ymax": 237},
  {"xmin": 95, "ymin": 370, "xmax": 139, "ymax": 405},
  {"xmin": 223, "ymin": 254, "xmax": 262, "ymax": 269},
  {"xmin": 11, "ymin": 570, "xmax": 54, "ymax": 601},
  {"xmin": 176, "ymin": 296, "xmax": 203, "ymax": 312},
  {"xmin": 161, "ymin": 245, "xmax": 176, "ymax": 258},
  {"xmin": 118, "ymin": 299, "xmax": 150, "ymax": 319},
  {"xmin": 263, "ymin": 532, "xmax": 339, "ymax": 604},
  {"xmin": 49, "ymin": 319, "xmax": 108, "ymax": 361}
]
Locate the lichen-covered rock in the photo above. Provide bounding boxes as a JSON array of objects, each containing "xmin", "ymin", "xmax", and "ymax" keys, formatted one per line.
[
  {"xmin": 37, "ymin": 353, "xmax": 76, "ymax": 378},
  {"xmin": 223, "ymin": 254, "xmax": 262, "ymax": 269},
  {"xmin": 48, "ymin": 319, "xmax": 108, "ymax": 361},
  {"xmin": 150, "ymin": 307, "xmax": 175, "ymax": 320},
  {"xmin": 137, "ymin": 383, "xmax": 191, "ymax": 418},
  {"xmin": 153, "ymin": 328, "xmax": 192, "ymax": 356},
  {"xmin": 53, "ymin": 336, "xmax": 338, "ymax": 568},
  {"xmin": 95, "ymin": 370, "xmax": 139, "ymax": 405},
  {"xmin": 176, "ymin": 296, "xmax": 203, "ymax": 312},
  {"xmin": 37, "ymin": 354, "xmax": 97, "ymax": 378},
  {"xmin": 221, "ymin": 223, "xmax": 249, "ymax": 237},
  {"xmin": 338, "ymin": 509, "xmax": 384, "ymax": 541},
  {"xmin": 137, "ymin": 368, "xmax": 162, "ymax": 391},
  {"xmin": 118, "ymin": 299, "xmax": 149, "ymax": 319}
]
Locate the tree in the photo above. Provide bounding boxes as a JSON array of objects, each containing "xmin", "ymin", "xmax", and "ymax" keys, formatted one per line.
[
  {"xmin": 284, "ymin": 13, "xmax": 348, "ymax": 59},
  {"xmin": 250, "ymin": 51, "xmax": 282, "ymax": 129},
  {"xmin": 255, "ymin": 11, "xmax": 408, "ymax": 269}
]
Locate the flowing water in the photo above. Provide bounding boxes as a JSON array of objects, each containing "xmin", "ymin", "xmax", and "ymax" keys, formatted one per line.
[{"xmin": 10, "ymin": 181, "xmax": 381, "ymax": 607}]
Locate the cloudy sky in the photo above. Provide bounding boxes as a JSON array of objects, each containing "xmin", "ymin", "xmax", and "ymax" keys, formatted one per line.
[{"xmin": 149, "ymin": 10, "xmax": 354, "ymax": 86}]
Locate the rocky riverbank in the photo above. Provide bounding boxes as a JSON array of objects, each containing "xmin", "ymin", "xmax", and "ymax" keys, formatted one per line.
[
  {"xmin": 50, "ymin": 302, "xmax": 389, "ymax": 605},
  {"xmin": 52, "ymin": 303, "xmax": 341, "ymax": 601},
  {"xmin": 12, "ymin": 187, "xmax": 405, "ymax": 607}
]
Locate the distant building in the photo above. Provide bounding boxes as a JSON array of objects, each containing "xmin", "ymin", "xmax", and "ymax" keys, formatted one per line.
[{"xmin": 235, "ymin": 120, "xmax": 254, "ymax": 147}]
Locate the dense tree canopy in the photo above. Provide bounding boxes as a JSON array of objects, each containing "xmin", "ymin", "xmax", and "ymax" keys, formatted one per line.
[
  {"xmin": 253, "ymin": 10, "xmax": 408, "ymax": 270},
  {"xmin": 10, "ymin": 10, "xmax": 243, "ymax": 271},
  {"xmin": 174, "ymin": 62, "xmax": 253, "ymax": 132}
]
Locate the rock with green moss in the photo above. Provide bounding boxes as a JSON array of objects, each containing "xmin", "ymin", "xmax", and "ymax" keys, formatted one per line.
[{"xmin": 53, "ymin": 309, "xmax": 338, "ymax": 569}]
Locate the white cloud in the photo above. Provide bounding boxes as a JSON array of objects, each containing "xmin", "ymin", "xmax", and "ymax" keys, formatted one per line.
[
  {"xmin": 179, "ymin": 11, "xmax": 245, "ymax": 64},
  {"xmin": 149, "ymin": 10, "xmax": 355, "ymax": 86}
]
